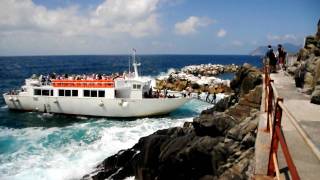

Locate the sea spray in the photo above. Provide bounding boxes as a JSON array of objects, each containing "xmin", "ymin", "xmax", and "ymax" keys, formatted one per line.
[{"xmin": 0, "ymin": 100, "xmax": 212, "ymax": 180}]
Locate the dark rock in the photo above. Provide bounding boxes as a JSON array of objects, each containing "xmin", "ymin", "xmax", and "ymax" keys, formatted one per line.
[
  {"xmin": 193, "ymin": 113, "xmax": 237, "ymax": 137},
  {"xmin": 191, "ymin": 82, "xmax": 200, "ymax": 89},
  {"xmin": 230, "ymin": 63, "xmax": 262, "ymax": 95},
  {"xmin": 83, "ymin": 64, "xmax": 263, "ymax": 180},
  {"xmin": 305, "ymin": 36, "xmax": 318, "ymax": 49},
  {"xmin": 311, "ymin": 60, "xmax": 320, "ymax": 104},
  {"xmin": 317, "ymin": 18, "xmax": 320, "ymax": 40},
  {"xmin": 311, "ymin": 86, "xmax": 320, "ymax": 104},
  {"xmin": 158, "ymin": 136, "xmax": 225, "ymax": 180},
  {"xmin": 241, "ymin": 132, "xmax": 256, "ymax": 148},
  {"xmin": 199, "ymin": 175, "xmax": 215, "ymax": 180},
  {"xmin": 218, "ymin": 148, "xmax": 254, "ymax": 180}
]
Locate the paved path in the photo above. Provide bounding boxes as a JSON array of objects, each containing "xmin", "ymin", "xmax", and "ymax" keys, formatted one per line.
[
  {"xmin": 271, "ymin": 71, "xmax": 320, "ymax": 149},
  {"xmin": 255, "ymin": 70, "xmax": 320, "ymax": 180}
]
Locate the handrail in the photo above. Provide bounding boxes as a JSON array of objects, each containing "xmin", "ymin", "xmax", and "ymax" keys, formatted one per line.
[
  {"xmin": 264, "ymin": 59, "xmax": 300, "ymax": 180},
  {"xmin": 278, "ymin": 102, "xmax": 320, "ymax": 160},
  {"xmin": 270, "ymin": 83, "xmax": 279, "ymax": 101}
]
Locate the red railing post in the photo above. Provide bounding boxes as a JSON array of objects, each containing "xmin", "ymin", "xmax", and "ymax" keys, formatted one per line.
[
  {"xmin": 266, "ymin": 80, "xmax": 274, "ymax": 131},
  {"xmin": 267, "ymin": 98, "xmax": 283, "ymax": 176},
  {"xmin": 264, "ymin": 64, "xmax": 269, "ymax": 112},
  {"xmin": 277, "ymin": 127, "xmax": 301, "ymax": 180}
]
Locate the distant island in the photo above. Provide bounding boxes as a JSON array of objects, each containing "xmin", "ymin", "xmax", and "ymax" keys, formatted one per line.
[{"xmin": 250, "ymin": 43, "xmax": 301, "ymax": 56}]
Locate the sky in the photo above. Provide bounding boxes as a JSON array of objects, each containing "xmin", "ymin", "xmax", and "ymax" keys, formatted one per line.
[{"xmin": 0, "ymin": 0, "xmax": 319, "ymax": 56}]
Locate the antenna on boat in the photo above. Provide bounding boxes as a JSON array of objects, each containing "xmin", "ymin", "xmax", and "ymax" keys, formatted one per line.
[
  {"xmin": 128, "ymin": 56, "xmax": 131, "ymax": 75},
  {"xmin": 132, "ymin": 48, "xmax": 141, "ymax": 78}
]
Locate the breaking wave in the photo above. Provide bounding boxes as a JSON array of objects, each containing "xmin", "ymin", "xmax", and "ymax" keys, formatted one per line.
[{"xmin": 0, "ymin": 100, "xmax": 211, "ymax": 180}]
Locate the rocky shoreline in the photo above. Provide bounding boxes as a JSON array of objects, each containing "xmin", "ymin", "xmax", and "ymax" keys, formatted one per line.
[
  {"xmin": 82, "ymin": 63, "xmax": 262, "ymax": 180},
  {"xmin": 286, "ymin": 19, "xmax": 320, "ymax": 104},
  {"xmin": 156, "ymin": 64, "xmax": 239, "ymax": 94}
]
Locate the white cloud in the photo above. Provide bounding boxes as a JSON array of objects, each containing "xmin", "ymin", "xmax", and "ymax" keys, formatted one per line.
[
  {"xmin": 0, "ymin": 0, "xmax": 161, "ymax": 37},
  {"xmin": 0, "ymin": 0, "xmax": 163, "ymax": 55},
  {"xmin": 217, "ymin": 28, "xmax": 226, "ymax": 37},
  {"xmin": 267, "ymin": 34, "xmax": 297, "ymax": 41},
  {"xmin": 174, "ymin": 16, "xmax": 213, "ymax": 35},
  {"xmin": 232, "ymin": 40, "xmax": 243, "ymax": 46},
  {"xmin": 251, "ymin": 40, "xmax": 258, "ymax": 45}
]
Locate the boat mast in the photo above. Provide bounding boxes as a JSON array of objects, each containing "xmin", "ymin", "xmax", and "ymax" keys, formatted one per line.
[
  {"xmin": 132, "ymin": 48, "xmax": 141, "ymax": 79},
  {"xmin": 128, "ymin": 56, "xmax": 131, "ymax": 75}
]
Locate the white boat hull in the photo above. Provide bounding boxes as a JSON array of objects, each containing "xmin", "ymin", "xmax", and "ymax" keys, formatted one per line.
[{"xmin": 3, "ymin": 94, "xmax": 190, "ymax": 117}]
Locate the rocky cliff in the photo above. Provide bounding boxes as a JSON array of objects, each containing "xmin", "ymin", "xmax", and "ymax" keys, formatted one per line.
[
  {"xmin": 287, "ymin": 19, "xmax": 320, "ymax": 104},
  {"xmin": 83, "ymin": 64, "xmax": 262, "ymax": 180}
]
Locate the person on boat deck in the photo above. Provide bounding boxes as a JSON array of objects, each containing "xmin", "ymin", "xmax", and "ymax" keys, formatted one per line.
[
  {"xmin": 265, "ymin": 45, "xmax": 277, "ymax": 73},
  {"xmin": 164, "ymin": 89, "xmax": 168, "ymax": 98},
  {"xmin": 148, "ymin": 87, "xmax": 153, "ymax": 97}
]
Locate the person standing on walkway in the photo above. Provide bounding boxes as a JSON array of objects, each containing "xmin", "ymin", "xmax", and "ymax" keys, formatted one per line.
[
  {"xmin": 265, "ymin": 45, "xmax": 277, "ymax": 73},
  {"xmin": 277, "ymin": 44, "xmax": 287, "ymax": 70}
]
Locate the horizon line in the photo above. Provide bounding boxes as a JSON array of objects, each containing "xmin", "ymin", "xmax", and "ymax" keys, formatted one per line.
[{"xmin": 0, "ymin": 53, "xmax": 262, "ymax": 58}]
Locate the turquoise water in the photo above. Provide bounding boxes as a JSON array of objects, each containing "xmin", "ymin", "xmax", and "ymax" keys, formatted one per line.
[{"xmin": 0, "ymin": 55, "xmax": 261, "ymax": 179}]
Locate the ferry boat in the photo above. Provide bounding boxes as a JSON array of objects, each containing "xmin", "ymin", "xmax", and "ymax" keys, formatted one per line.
[{"xmin": 3, "ymin": 51, "xmax": 190, "ymax": 117}]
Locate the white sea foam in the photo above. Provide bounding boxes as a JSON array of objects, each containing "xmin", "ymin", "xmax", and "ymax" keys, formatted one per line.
[
  {"xmin": 0, "ymin": 100, "xmax": 210, "ymax": 180},
  {"xmin": 1, "ymin": 105, "xmax": 8, "ymax": 109},
  {"xmin": 157, "ymin": 68, "xmax": 176, "ymax": 80}
]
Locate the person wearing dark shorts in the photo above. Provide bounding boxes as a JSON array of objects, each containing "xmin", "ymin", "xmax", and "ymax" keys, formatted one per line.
[{"xmin": 266, "ymin": 45, "xmax": 277, "ymax": 73}]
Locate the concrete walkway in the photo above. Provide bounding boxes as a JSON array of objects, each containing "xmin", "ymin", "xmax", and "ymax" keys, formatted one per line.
[
  {"xmin": 255, "ymin": 70, "xmax": 320, "ymax": 180},
  {"xmin": 271, "ymin": 71, "xmax": 320, "ymax": 149}
]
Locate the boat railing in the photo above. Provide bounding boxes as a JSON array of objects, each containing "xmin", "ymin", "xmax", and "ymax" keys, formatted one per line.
[{"xmin": 51, "ymin": 79, "xmax": 115, "ymax": 88}]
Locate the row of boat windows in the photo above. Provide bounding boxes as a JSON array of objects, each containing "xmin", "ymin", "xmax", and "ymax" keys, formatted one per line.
[
  {"xmin": 83, "ymin": 90, "xmax": 105, "ymax": 97},
  {"xmin": 132, "ymin": 84, "xmax": 141, "ymax": 89},
  {"xmin": 34, "ymin": 89, "xmax": 54, "ymax": 96},
  {"xmin": 34, "ymin": 89, "xmax": 106, "ymax": 97},
  {"xmin": 59, "ymin": 89, "xmax": 78, "ymax": 97}
]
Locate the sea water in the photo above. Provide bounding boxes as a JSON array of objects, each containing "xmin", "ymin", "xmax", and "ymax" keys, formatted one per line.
[{"xmin": 0, "ymin": 55, "xmax": 261, "ymax": 180}]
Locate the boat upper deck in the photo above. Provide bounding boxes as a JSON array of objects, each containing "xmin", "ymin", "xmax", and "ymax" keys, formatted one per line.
[{"xmin": 51, "ymin": 79, "xmax": 115, "ymax": 88}]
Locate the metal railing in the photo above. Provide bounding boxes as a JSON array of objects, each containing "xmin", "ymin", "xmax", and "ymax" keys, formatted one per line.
[{"xmin": 264, "ymin": 63, "xmax": 300, "ymax": 180}]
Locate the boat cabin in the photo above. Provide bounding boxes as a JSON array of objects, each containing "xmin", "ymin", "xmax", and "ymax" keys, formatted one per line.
[{"xmin": 23, "ymin": 78, "xmax": 152, "ymax": 100}]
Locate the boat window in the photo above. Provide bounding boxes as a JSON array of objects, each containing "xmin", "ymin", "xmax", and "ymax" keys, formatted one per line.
[
  {"xmin": 133, "ymin": 84, "xmax": 137, "ymax": 89},
  {"xmin": 34, "ymin": 89, "xmax": 41, "ymax": 96},
  {"xmin": 136, "ymin": 84, "xmax": 141, "ymax": 89},
  {"xmin": 84, "ymin": 90, "xmax": 90, "ymax": 97},
  {"xmin": 98, "ymin": 90, "xmax": 105, "ymax": 97},
  {"xmin": 91, "ymin": 90, "xmax": 97, "ymax": 97},
  {"xmin": 65, "ymin": 90, "xmax": 71, "ymax": 96},
  {"xmin": 50, "ymin": 90, "xmax": 54, "ymax": 96},
  {"xmin": 72, "ymin": 90, "xmax": 78, "ymax": 97},
  {"xmin": 42, "ymin": 90, "xmax": 50, "ymax": 96},
  {"xmin": 59, "ymin": 89, "xmax": 65, "ymax": 96}
]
